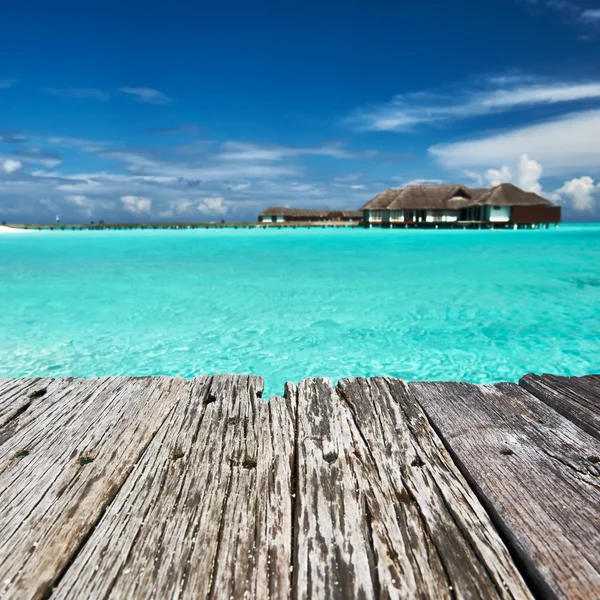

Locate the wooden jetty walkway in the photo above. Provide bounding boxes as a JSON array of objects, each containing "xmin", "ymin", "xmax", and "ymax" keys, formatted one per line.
[
  {"xmin": 9, "ymin": 221, "xmax": 360, "ymax": 231},
  {"xmin": 0, "ymin": 373, "xmax": 598, "ymax": 599}
]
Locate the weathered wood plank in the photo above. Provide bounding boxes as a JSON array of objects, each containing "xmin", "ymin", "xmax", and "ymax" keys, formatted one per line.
[
  {"xmin": 52, "ymin": 375, "xmax": 296, "ymax": 600},
  {"xmin": 411, "ymin": 381, "xmax": 600, "ymax": 600},
  {"xmin": 0, "ymin": 376, "xmax": 185, "ymax": 599},
  {"xmin": 520, "ymin": 373, "xmax": 600, "ymax": 441},
  {"xmin": 294, "ymin": 377, "xmax": 531, "ymax": 599},
  {"xmin": 0, "ymin": 377, "xmax": 55, "ymax": 430}
]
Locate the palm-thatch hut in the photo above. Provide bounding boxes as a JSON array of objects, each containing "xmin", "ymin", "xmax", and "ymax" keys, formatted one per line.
[
  {"xmin": 258, "ymin": 207, "xmax": 362, "ymax": 223},
  {"xmin": 360, "ymin": 183, "xmax": 561, "ymax": 228}
]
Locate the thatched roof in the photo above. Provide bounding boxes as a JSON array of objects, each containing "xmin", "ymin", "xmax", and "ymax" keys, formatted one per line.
[
  {"xmin": 387, "ymin": 185, "xmax": 472, "ymax": 210},
  {"xmin": 259, "ymin": 207, "xmax": 361, "ymax": 218},
  {"xmin": 336, "ymin": 210, "xmax": 363, "ymax": 218},
  {"xmin": 476, "ymin": 183, "xmax": 553, "ymax": 206},
  {"xmin": 358, "ymin": 189, "xmax": 402, "ymax": 210},
  {"xmin": 361, "ymin": 183, "xmax": 553, "ymax": 211}
]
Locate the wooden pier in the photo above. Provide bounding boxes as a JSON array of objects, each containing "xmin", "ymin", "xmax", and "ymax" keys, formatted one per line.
[
  {"xmin": 0, "ymin": 373, "xmax": 598, "ymax": 599},
  {"xmin": 8, "ymin": 221, "xmax": 360, "ymax": 231}
]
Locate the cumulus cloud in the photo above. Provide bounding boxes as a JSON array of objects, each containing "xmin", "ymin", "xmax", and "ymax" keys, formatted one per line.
[
  {"xmin": 430, "ymin": 109, "xmax": 600, "ymax": 174},
  {"xmin": 464, "ymin": 171, "xmax": 484, "ymax": 186},
  {"xmin": 517, "ymin": 154, "xmax": 543, "ymax": 193},
  {"xmin": 121, "ymin": 195, "xmax": 152, "ymax": 214},
  {"xmin": 198, "ymin": 197, "xmax": 228, "ymax": 215},
  {"xmin": 467, "ymin": 155, "xmax": 543, "ymax": 193},
  {"xmin": 65, "ymin": 194, "xmax": 88, "ymax": 206},
  {"xmin": 552, "ymin": 176, "xmax": 598, "ymax": 211},
  {"xmin": 485, "ymin": 166, "xmax": 512, "ymax": 186},
  {"xmin": 173, "ymin": 199, "xmax": 193, "ymax": 213},
  {"xmin": 347, "ymin": 78, "xmax": 600, "ymax": 131},
  {"xmin": 119, "ymin": 87, "xmax": 171, "ymax": 105},
  {"xmin": 157, "ymin": 199, "xmax": 194, "ymax": 218},
  {"xmin": 0, "ymin": 134, "xmax": 388, "ymax": 222},
  {"xmin": 64, "ymin": 194, "xmax": 94, "ymax": 217},
  {"xmin": 2, "ymin": 159, "xmax": 23, "ymax": 174}
]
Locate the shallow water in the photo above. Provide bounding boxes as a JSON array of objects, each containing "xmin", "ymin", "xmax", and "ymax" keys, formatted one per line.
[{"xmin": 1, "ymin": 225, "xmax": 599, "ymax": 396}]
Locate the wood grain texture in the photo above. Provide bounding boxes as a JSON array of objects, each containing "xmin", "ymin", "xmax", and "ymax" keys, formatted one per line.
[
  {"xmin": 520, "ymin": 373, "xmax": 600, "ymax": 441},
  {"xmin": 0, "ymin": 377, "xmax": 55, "ymax": 430},
  {"xmin": 52, "ymin": 375, "xmax": 297, "ymax": 600},
  {"xmin": 294, "ymin": 377, "xmax": 531, "ymax": 600},
  {"xmin": 0, "ymin": 376, "xmax": 184, "ymax": 599},
  {"xmin": 412, "ymin": 381, "xmax": 600, "ymax": 600},
  {"xmin": 5, "ymin": 373, "xmax": 599, "ymax": 599}
]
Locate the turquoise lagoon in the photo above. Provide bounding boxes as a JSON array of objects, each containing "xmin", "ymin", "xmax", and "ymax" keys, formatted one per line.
[{"xmin": 1, "ymin": 225, "xmax": 599, "ymax": 396}]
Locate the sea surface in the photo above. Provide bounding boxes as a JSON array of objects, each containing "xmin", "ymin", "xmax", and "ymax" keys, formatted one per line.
[{"xmin": 1, "ymin": 225, "xmax": 599, "ymax": 396}]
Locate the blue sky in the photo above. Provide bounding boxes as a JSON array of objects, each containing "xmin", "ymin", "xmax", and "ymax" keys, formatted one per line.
[{"xmin": 2, "ymin": 0, "xmax": 600, "ymax": 222}]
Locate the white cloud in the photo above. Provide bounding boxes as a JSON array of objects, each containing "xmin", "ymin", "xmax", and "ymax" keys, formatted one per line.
[
  {"xmin": 350, "ymin": 184, "xmax": 366, "ymax": 189},
  {"xmin": 2, "ymin": 159, "xmax": 22, "ymax": 174},
  {"xmin": 0, "ymin": 78, "xmax": 17, "ymax": 89},
  {"xmin": 0, "ymin": 132, "xmax": 392, "ymax": 222},
  {"xmin": 218, "ymin": 141, "xmax": 357, "ymax": 162},
  {"xmin": 173, "ymin": 199, "xmax": 193, "ymax": 213},
  {"xmin": 404, "ymin": 178, "xmax": 445, "ymax": 186},
  {"xmin": 430, "ymin": 109, "xmax": 600, "ymax": 174},
  {"xmin": 119, "ymin": 87, "xmax": 171, "ymax": 105},
  {"xmin": 552, "ymin": 176, "xmax": 598, "ymax": 211},
  {"xmin": 464, "ymin": 170, "xmax": 484, "ymax": 186},
  {"xmin": 225, "ymin": 182, "xmax": 251, "ymax": 191},
  {"xmin": 517, "ymin": 154, "xmax": 543, "ymax": 193},
  {"xmin": 198, "ymin": 197, "xmax": 228, "ymax": 215},
  {"xmin": 485, "ymin": 166, "xmax": 512, "ymax": 186},
  {"xmin": 219, "ymin": 143, "xmax": 287, "ymax": 161},
  {"xmin": 463, "ymin": 155, "xmax": 543, "ymax": 193},
  {"xmin": 348, "ymin": 79, "xmax": 600, "ymax": 131},
  {"xmin": 480, "ymin": 83, "xmax": 600, "ymax": 108},
  {"xmin": 581, "ymin": 9, "xmax": 600, "ymax": 21},
  {"xmin": 65, "ymin": 194, "xmax": 94, "ymax": 216},
  {"xmin": 121, "ymin": 195, "xmax": 152, "ymax": 214},
  {"xmin": 45, "ymin": 88, "xmax": 110, "ymax": 101},
  {"xmin": 65, "ymin": 194, "xmax": 88, "ymax": 206},
  {"xmin": 102, "ymin": 147, "xmax": 299, "ymax": 181}
]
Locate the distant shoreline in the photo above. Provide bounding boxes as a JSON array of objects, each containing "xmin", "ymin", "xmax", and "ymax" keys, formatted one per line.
[
  {"xmin": 2, "ymin": 222, "xmax": 361, "ymax": 232},
  {"xmin": 0, "ymin": 225, "xmax": 38, "ymax": 234},
  {"xmin": 1, "ymin": 222, "xmax": 597, "ymax": 233}
]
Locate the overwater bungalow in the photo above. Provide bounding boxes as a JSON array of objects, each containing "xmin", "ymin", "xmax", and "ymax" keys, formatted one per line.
[
  {"xmin": 258, "ymin": 207, "xmax": 362, "ymax": 223},
  {"xmin": 360, "ymin": 183, "xmax": 561, "ymax": 228}
]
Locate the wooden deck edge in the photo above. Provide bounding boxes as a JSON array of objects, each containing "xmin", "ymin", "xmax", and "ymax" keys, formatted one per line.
[{"xmin": 1, "ymin": 373, "xmax": 598, "ymax": 599}]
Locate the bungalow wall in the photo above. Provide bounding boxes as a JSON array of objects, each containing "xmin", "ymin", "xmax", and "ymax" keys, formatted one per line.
[
  {"xmin": 284, "ymin": 214, "xmax": 330, "ymax": 222},
  {"xmin": 425, "ymin": 210, "xmax": 459, "ymax": 223},
  {"xmin": 488, "ymin": 206, "xmax": 511, "ymax": 222},
  {"xmin": 512, "ymin": 205, "xmax": 561, "ymax": 224},
  {"xmin": 363, "ymin": 204, "xmax": 561, "ymax": 227},
  {"xmin": 364, "ymin": 209, "xmax": 420, "ymax": 223},
  {"xmin": 364, "ymin": 210, "xmax": 385, "ymax": 223},
  {"xmin": 259, "ymin": 215, "xmax": 286, "ymax": 223}
]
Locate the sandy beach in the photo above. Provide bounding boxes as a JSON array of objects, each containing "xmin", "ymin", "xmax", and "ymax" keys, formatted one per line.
[{"xmin": 0, "ymin": 226, "xmax": 36, "ymax": 234}]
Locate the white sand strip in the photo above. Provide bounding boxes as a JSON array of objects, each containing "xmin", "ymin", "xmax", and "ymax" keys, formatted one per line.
[{"xmin": 0, "ymin": 225, "xmax": 38, "ymax": 234}]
